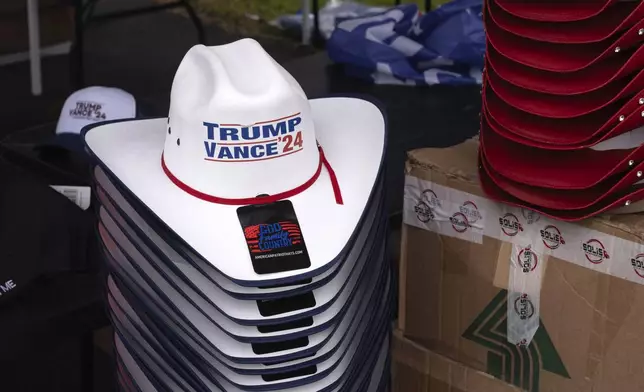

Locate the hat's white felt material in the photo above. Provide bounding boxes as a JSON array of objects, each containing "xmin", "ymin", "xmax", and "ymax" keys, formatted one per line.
[{"xmin": 85, "ymin": 40, "xmax": 385, "ymax": 284}]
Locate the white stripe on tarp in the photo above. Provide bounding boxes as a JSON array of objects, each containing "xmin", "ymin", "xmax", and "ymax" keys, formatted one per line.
[
  {"xmin": 423, "ymin": 68, "xmax": 464, "ymax": 85},
  {"xmin": 389, "ymin": 36, "xmax": 424, "ymax": 57},
  {"xmin": 364, "ymin": 21, "xmax": 397, "ymax": 43},
  {"xmin": 337, "ymin": 9, "xmax": 405, "ymax": 32}
]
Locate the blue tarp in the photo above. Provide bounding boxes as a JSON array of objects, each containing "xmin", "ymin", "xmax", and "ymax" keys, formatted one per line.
[{"xmin": 327, "ymin": 1, "xmax": 485, "ymax": 86}]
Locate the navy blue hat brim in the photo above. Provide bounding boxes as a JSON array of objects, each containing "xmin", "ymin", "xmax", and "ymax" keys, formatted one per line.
[{"xmin": 50, "ymin": 133, "xmax": 86, "ymax": 154}]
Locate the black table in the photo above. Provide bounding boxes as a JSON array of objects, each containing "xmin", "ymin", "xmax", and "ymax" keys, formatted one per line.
[
  {"xmin": 283, "ymin": 53, "xmax": 481, "ymax": 222},
  {"xmin": 0, "ymin": 272, "xmax": 109, "ymax": 391},
  {"xmin": 0, "ymin": 143, "xmax": 110, "ymax": 392}
]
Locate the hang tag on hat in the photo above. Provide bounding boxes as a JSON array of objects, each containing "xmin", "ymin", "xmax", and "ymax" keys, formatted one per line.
[{"xmin": 237, "ymin": 199, "xmax": 311, "ymax": 275}]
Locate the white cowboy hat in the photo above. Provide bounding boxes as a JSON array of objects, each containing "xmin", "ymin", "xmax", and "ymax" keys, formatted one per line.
[
  {"xmin": 100, "ymin": 221, "xmax": 387, "ymax": 361},
  {"xmin": 98, "ymin": 201, "xmax": 385, "ymax": 334},
  {"xmin": 108, "ymin": 278, "xmax": 389, "ymax": 389},
  {"xmin": 113, "ymin": 326, "xmax": 390, "ymax": 392},
  {"xmin": 84, "ymin": 38, "xmax": 386, "ymax": 285},
  {"xmin": 94, "ymin": 164, "xmax": 385, "ymax": 300},
  {"xmin": 109, "ymin": 275, "xmax": 391, "ymax": 390},
  {"xmin": 107, "ymin": 270, "xmax": 388, "ymax": 377},
  {"xmin": 99, "ymin": 206, "xmax": 385, "ymax": 339}
]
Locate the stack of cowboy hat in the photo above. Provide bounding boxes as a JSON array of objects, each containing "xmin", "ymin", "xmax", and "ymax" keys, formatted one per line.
[
  {"xmin": 479, "ymin": 0, "xmax": 644, "ymax": 221},
  {"xmin": 83, "ymin": 39, "xmax": 392, "ymax": 391}
]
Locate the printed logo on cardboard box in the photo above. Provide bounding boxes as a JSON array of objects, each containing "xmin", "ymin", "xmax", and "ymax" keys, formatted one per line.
[
  {"xmin": 414, "ymin": 200, "xmax": 435, "ymax": 222},
  {"xmin": 582, "ymin": 239, "xmax": 610, "ymax": 264},
  {"xmin": 521, "ymin": 208, "xmax": 541, "ymax": 225},
  {"xmin": 631, "ymin": 254, "xmax": 644, "ymax": 278},
  {"xmin": 514, "ymin": 293, "xmax": 535, "ymax": 320},
  {"xmin": 460, "ymin": 201, "xmax": 482, "ymax": 224},
  {"xmin": 413, "ymin": 189, "xmax": 441, "ymax": 222},
  {"xmin": 516, "ymin": 246, "xmax": 538, "ymax": 273},
  {"xmin": 540, "ymin": 225, "xmax": 565, "ymax": 250},
  {"xmin": 450, "ymin": 212, "xmax": 470, "ymax": 233},
  {"xmin": 499, "ymin": 213, "xmax": 523, "ymax": 237},
  {"xmin": 463, "ymin": 290, "xmax": 570, "ymax": 392}
]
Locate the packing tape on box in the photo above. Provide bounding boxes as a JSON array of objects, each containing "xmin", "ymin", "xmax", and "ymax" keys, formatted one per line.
[
  {"xmin": 404, "ymin": 179, "xmax": 486, "ymax": 244},
  {"xmin": 404, "ymin": 175, "xmax": 644, "ymax": 345},
  {"xmin": 507, "ymin": 243, "xmax": 543, "ymax": 345}
]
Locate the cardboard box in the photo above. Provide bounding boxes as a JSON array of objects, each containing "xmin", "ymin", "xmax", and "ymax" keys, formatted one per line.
[
  {"xmin": 392, "ymin": 329, "xmax": 521, "ymax": 392},
  {"xmin": 399, "ymin": 139, "xmax": 644, "ymax": 392}
]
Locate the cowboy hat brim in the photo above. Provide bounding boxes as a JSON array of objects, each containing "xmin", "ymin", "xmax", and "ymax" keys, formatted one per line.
[
  {"xmin": 480, "ymin": 114, "xmax": 644, "ymax": 190},
  {"xmin": 480, "ymin": 143, "xmax": 643, "ymax": 211},
  {"xmin": 114, "ymin": 333, "xmax": 165, "ymax": 391},
  {"xmin": 108, "ymin": 272, "xmax": 391, "ymax": 389},
  {"xmin": 84, "ymin": 97, "xmax": 387, "ymax": 285},
  {"xmin": 487, "ymin": 0, "xmax": 644, "ymax": 44},
  {"xmin": 485, "ymin": 18, "xmax": 644, "ymax": 72},
  {"xmin": 494, "ymin": 0, "xmax": 617, "ymax": 22},
  {"xmin": 99, "ymin": 203, "xmax": 384, "ymax": 333},
  {"xmin": 108, "ymin": 291, "xmax": 387, "ymax": 390},
  {"xmin": 486, "ymin": 65, "xmax": 644, "ymax": 118},
  {"xmin": 364, "ymin": 333, "xmax": 391, "ymax": 391},
  {"xmin": 483, "ymin": 85, "xmax": 644, "ymax": 145},
  {"xmin": 478, "ymin": 150, "xmax": 644, "ymax": 221},
  {"xmin": 481, "ymin": 102, "xmax": 644, "ymax": 150},
  {"xmin": 486, "ymin": 44, "xmax": 644, "ymax": 95},
  {"xmin": 94, "ymin": 166, "xmax": 363, "ymax": 300},
  {"xmin": 100, "ymin": 222, "xmax": 386, "ymax": 364},
  {"xmin": 113, "ymin": 323, "xmax": 392, "ymax": 392},
  {"xmin": 108, "ymin": 296, "xmax": 205, "ymax": 391}
]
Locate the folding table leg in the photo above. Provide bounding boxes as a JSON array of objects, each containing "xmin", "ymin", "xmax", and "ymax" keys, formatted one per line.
[
  {"xmin": 179, "ymin": 0, "xmax": 206, "ymax": 44},
  {"xmin": 27, "ymin": 0, "xmax": 43, "ymax": 96},
  {"xmin": 312, "ymin": 0, "xmax": 323, "ymax": 46},
  {"xmin": 72, "ymin": 0, "xmax": 85, "ymax": 89}
]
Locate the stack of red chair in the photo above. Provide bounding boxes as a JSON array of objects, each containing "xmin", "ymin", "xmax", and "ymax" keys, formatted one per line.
[{"xmin": 479, "ymin": 0, "xmax": 644, "ymax": 221}]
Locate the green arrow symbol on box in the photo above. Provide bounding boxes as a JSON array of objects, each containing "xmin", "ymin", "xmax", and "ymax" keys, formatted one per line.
[{"xmin": 462, "ymin": 289, "xmax": 570, "ymax": 391}]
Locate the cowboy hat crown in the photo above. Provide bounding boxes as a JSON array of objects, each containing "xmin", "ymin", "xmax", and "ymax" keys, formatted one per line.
[
  {"xmin": 163, "ymin": 39, "xmax": 321, "ymax": 199},
  {"xmin": 83, "ymin": 38, "xmax": 386, "ymax": 282}
]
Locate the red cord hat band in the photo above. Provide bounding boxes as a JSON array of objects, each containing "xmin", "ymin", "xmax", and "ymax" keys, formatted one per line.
[{"xmin": 161, "ymin": 144, "xmax": 344, "ymax": 206}]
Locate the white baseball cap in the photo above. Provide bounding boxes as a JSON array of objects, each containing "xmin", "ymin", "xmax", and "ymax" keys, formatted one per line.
[{"xmin": 52, "ymin": 86, "xmax": 137, "ymax": 154}]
